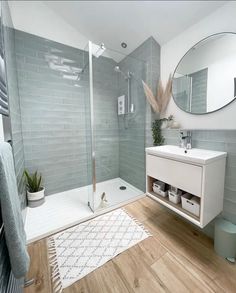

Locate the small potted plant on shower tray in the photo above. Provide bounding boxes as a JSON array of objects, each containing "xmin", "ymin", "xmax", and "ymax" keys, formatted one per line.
[{"xmin": 24, "ymin": 170, "xmax": 45, "ymax": 208}]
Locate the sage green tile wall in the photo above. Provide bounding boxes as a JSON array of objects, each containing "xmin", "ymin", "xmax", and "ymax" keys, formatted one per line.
[
  {"xmin": 189, "ymin": 68, "xmax": 208, "ymax": 113},
  {"xmin": 14, "ymin": 30, "xmax": 119, "ymax": 195},
  {"xmin": 162, "ymin": 128, "xmax": 236, "ymax": 237},
  {"xmin": 118, "ymin": 37, "xmax": 161, "ymax": 191},
  {"xmin": 14, "ymin": 30, "xmax": 160, "ymax": 196},
  {"xmin": 172, "ymin": 68, "xmax": 208, "ymax": 113},
  {"xmin": 172, "ymin": 76, "xmax": 191, "ymax": 111},
  {"xmin": 91, "ymin": 55, "xmax": 119, "ymax": 182},
  {"xmin": 147, "ymin": 38, "xmax": 161, "ymax": 147},
  {"xmin": 2, "ymin": 3, "xmax": 26, "ymax": 210},
  {"xmin": 117, "ymin": 57, "xmax": 146, "ymax": 191}
]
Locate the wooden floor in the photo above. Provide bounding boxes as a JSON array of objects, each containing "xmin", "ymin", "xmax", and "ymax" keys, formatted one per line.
[{"xmin": 25, "ymin": 196, "xmax": 236, "ymax": 293}]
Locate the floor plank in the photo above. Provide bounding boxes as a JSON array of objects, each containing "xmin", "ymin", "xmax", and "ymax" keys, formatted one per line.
[
  {"xmin": 143, "ymin": 206, "xmax": 236, "ymax": 291},
  {"xmin": 112, "ymin": 248, "xmax": 168, "ymax": 292},
  {"xmin": 151, "ymin": 252, "xmax": 213, "ymax": 293},
  {"xmin": 24, "ymin": 239, "xmax": 52, "ymax": 293},
  {"xmin": 64, "ymin": 260, "xmax": 130, "ymax": 293},
  {"xmin": 125, "ymin": 196, "xmax": 165, "ymax": 222},
  {"xmin": 136, "ymin": 236, "xmax": 167, "ymax": 266},
  {"xmin": 24, "ymin": 196, "xmax": 236, "ymax": 293}
]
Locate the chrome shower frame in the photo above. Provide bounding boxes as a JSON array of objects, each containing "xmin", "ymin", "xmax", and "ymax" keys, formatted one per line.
[{"xmin": 88, "ymin": 41, "xmax": 96, "ymax": 211}]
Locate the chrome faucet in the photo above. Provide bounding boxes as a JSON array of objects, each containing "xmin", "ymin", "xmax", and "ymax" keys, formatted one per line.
[{"xmin": 179, "ymin": 130, "xmax": 192, "ymax": 149}]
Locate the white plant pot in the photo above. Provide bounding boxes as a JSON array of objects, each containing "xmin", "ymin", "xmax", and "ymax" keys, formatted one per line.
[
  {"xmin": 161, "ymin": 121, "xmax": 167, "ymax": 129},
  {"xmin": 167, "ymin": 120, "xmax": 173, "ymax": 128},
  {"xmin": 27, "ymin": 187, "xmax": 45, "ymax": 201},
  {"xmin": 171, "ymin": 121, "xmax": 180, "ymax": 129}
]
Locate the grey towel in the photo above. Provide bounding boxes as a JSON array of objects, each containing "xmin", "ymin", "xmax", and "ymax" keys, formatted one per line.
[{"xmin": 0, "ymin": 142, "xmax": 29, "ymax": 278}]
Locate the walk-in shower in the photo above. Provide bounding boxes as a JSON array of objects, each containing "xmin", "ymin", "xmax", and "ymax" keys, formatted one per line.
[
  {"xmin": 20, "ymin": 38, "xmax": 147, "ymax": 241},
  {"xmin": 87, "ymin": 41, "xmax": 146, "ymax": 213}
]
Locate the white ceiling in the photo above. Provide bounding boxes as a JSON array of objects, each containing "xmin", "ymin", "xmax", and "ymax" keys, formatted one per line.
[{"xmin": 45, "ymin": 1, "xmax": 227, "ymax": 56}]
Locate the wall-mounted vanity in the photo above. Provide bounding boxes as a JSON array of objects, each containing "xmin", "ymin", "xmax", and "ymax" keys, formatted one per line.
[{"xmin": 146, "ymin": 145, "xmax": 227, "ymax": 228}]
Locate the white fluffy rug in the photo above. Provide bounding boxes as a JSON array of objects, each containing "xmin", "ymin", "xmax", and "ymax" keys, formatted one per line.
[{"xmin": 48, "ymin": 208, "xmax": 151, "ymax": 292}]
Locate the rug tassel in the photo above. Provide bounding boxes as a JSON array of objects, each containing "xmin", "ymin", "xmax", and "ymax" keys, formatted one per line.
[
  {"xmin": 122, "ymin": 208, "xmax": 152, "ymax": 237},
  {"xmin": 47, "ymin": 238, "xmax": 63, "ymax": 293}
]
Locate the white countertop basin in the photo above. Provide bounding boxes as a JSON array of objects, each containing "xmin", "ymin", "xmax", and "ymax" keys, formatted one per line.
[{"xmin": 146, "ymin": 145, "xmax": 227, "ymax": 165}]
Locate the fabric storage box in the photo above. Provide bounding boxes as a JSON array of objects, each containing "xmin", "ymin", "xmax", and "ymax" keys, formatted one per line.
[
  {"xmin": 153, "ymin": 180, "xmax": 168, "ymax": 197},
  {"xmin": 153, "ymin": 187, "xmax": 168, "ymax": 197},
  {"xmin": 153, "ymin": 180, "xmax": 166, "ymax": 191},
  {"xmin": 168, "ymin": 190, "xmax": 181, "ymax": 204},
  {"xmin": 170, "ymin": 185, "xmax": 180, "ymax": 194},
  {"xmin": 181, "ymin": 193, "xmax": 200, "ymax": 217}
]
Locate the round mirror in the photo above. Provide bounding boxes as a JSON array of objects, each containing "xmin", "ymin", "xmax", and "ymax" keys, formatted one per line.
[{"xmin": 172, "ymin": 32, "xmax": 236, "ymax": 114}]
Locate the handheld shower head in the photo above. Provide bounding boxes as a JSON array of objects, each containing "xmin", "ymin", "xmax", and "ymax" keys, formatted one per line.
[
  {"xmin": 114, "ymin": 66, "xmax": 133, "ymax": 79},
  {"xmin": 114, "ymin": 66, "xmax": 121, "ymax": 73}
]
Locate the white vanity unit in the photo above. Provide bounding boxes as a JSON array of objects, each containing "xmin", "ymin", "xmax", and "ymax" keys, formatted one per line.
[{"xmin": 146, "ymin": 145, "xmax": 227, "ymax": 228}]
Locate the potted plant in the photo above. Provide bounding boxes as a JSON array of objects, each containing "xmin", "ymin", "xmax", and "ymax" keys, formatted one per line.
[
  {"xmin": 24, "ymin": 170, "xmax": 45, "ymax": 207},
  {"xmin": 152, "ymin": 118, "xmax": 168, "ymax": 146}
]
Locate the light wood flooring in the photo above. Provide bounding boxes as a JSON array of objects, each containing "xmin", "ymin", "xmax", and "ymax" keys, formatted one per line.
[{"xmin": 24, "ymin": 196, "xmax": 236, "ymax": 293}]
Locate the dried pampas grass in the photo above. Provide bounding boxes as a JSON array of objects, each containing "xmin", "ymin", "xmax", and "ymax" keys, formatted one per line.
[
  {"xmin": 142, "ymin": 74, "xmax": 172, "ymax": 114},
  {"xmin": 142, "ymin": 80, "xmax": 160, "ymax": 113}
]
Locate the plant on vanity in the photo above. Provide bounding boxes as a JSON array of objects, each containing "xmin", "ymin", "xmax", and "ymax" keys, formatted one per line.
[
  {"xmin": 24, "ymin": 170, "xmax": 45, "ymax": 207},
  {"xmin": 152, "ymin": 118, "xmax": 166, "ymax": 146}
]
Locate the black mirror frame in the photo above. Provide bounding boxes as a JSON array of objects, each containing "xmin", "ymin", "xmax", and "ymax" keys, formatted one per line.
[{"xmin": 172, "ymin": 32, "xmax": 236, "ymax": 115}]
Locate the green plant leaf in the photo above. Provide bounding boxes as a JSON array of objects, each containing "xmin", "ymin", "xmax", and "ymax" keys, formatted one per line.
[
  {"xmin": 24, "ymin": 169, "xmax": 43, "ymax": 192},
  {"xmin": 152, "ymin": 119, "xmax": 165, "ymax": 146},
  {"xmin": 24, "ymin": 170, "xmax": 34, "ymax": 192},
  {"xmin": 37, "ymin": 174, "xmax": 42, "ymax": 191}
]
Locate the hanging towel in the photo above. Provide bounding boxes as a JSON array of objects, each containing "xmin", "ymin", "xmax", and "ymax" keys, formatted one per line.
[{"xmin": 0, "ymin": 142, "xmax": 29, "ymax": 278}]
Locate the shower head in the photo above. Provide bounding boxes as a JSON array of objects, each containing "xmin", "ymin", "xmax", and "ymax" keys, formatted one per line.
[{"xmin": 92, "ymin": 43, "xmax": 106, "ymax": 58}]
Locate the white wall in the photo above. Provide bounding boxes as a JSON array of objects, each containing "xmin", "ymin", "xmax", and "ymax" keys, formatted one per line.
[
  {"xmin": 8, "ymin": 1, "xmax": 88, "ymax": 51},
  {"xmin": 207, "ymin": 55, "xmax": 236, "ymax": 111},
  {"xmin": 161, "ymin": 1, "xmax": 236, "ymax": 129},
  {"xmin": 8, "ymin": 1, "xmax": 115, "ymax": 60}
]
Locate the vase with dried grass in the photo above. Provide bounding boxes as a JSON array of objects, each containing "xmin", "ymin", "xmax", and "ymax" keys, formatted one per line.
[{"xmin": 142, "ymin": 75, "xmax": 172, "ymax": 146}]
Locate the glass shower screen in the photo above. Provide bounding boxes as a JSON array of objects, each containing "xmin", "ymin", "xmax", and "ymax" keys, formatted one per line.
[{"xmin": 87, "ymin": 41, "xmax": 146, "ymax": 212}]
